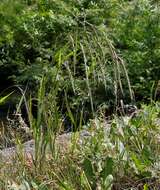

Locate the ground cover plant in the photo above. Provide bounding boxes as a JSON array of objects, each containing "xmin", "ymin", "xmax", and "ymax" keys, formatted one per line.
[
  {"xmin": 0, "ymin": 100, "xmax": 160, "ymax": 189},
  {"xmin": 0, "ymin": 0, "xmax": 160, "ymax": 189}
]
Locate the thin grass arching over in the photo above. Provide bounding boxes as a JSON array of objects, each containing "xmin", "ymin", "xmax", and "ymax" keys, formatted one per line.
[{"xmin": 0, "ymin": 0, "xmax": 160, "ymax": 189}]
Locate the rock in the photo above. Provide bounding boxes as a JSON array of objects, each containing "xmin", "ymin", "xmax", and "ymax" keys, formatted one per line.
[
  {"xmin": 0, "ymin": 139, "xmax": 35, "ymax": 162},
  {"xmin": 0, "ymin": 130, "xmax": 91, "ymax": 163}
]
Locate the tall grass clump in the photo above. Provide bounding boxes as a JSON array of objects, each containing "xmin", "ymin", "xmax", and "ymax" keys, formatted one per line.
[{"xmin": 0, "ymin": 0, "xmax": 136, "ymax": 126}]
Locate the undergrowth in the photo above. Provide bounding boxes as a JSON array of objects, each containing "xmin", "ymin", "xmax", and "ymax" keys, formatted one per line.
[{"xmin": 0, "ymin": 100, "xmax": 160, "ymax": 190}]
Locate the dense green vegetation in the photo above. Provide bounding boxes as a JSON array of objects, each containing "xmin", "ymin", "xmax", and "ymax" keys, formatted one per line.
[
  {"xmin": 0, "ymin": 0, "xmax": 160, "ymax": 189},
  {"xmin": 1, "ymin": 0, "xmax": 159, "ymax": 114}
]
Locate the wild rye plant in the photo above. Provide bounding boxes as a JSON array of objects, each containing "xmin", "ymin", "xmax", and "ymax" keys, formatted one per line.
[
  {"xmin": 0, "ymin": 0, "xmax": 135, "ymax": 114},
  {"xmin": 0, "ymin": 0, "xmax": 160, "ymax": 189}
]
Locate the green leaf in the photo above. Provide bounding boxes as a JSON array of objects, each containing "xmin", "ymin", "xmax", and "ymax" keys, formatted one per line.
[
  {"xmin": 101, "ymin": 157, "xmax": 114, "ymax": 181},
  {"xmin": 143, "ymin": 184, "xmax": 149, "ymax": 190},
  {"xmin": 0, "ymin": 91, "xmax": 14, "ymax": 105},
  {"xmin": 83, "ymin": 158, "xmax": 94, "ymax": 183},
  {"xmin": 131, "ymin": 153, "xmax": 145, "ymax": 172}
]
